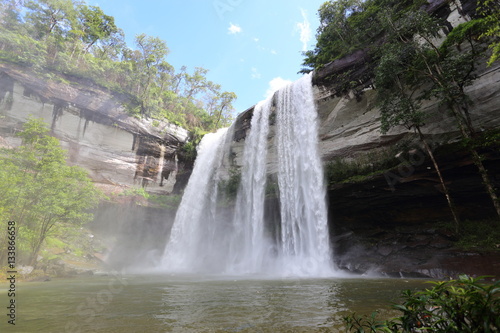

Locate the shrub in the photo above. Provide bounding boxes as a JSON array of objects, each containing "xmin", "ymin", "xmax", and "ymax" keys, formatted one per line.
[{"xmin": 344, "ymin": 275, "xmax": 500, "ymax": 332}]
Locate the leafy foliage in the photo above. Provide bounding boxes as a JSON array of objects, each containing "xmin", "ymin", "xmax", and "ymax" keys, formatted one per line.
[
  {"xmin": 478, "ymin": 0, "xmax": 500, "ymax": 66},
  {"xmin": 0, "ymin": 118, "xmax": 102, "ymax": 265},
  {"xmin": 300, "ymin": 0, "xmax": 426, "ymax": 73},
  {"xmin": 0, "ymin": 0, "xmax": 236, "ymax": 132},
  {"xmin": 344, "ymin": 275, "xmax": 500, "ymax": 332}
]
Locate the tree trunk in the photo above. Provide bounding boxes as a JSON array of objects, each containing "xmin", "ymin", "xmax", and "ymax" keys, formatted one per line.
[
  {"xmin": 450, "ymin": 104, "xmax": 500, "ymax": 220},
  {"xmin": 416, "ymin": 126, "xmax": 461, "ymax": 232}
]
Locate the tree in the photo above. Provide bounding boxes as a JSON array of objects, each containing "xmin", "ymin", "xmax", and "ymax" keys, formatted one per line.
[
  {"xmin": 300, "ymin": 0, "xmax": 425, "ymax": 73},
  {"xmin": 78, "ymin": 4, "xmax": 118, "ymax": 52},
  {"xmin": 91, "ymin": 27, "xmax": 126, "ymax": 60},
  {"xmin": 375, "ymin": 4, "xmax": 500, "ymax": 220},
  {"xmin": 24, "ymin": 0, "xmax": 78, "ymax": 40},
  {"xmin": 211, "ymin": 91, "xmax": 236, "ymax": 129},
  {"xmin": 375, "ymin": 41, "xmax": 461, "ymax": 231},
  {"xmin": 0, "ymin": 0, "xmax": 24, "ymax": 32},
  {"xmin": 301, "ymin": 0, "xmax": 367, "ymax": 72},
  {"xmin": 0, "ymin": 118, "xmax": 101, "ymax": 265},
  {"xmin": 0, "ymin": 1, "xmax": 236, "ymax": 132},
  {"xmin": 134, "ymin": 33, "xmax": 170, "ymax": 116}
]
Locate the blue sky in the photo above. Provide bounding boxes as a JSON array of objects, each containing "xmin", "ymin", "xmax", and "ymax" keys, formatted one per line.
[{"xmin": 91, "ymin": 0, "xmax": 326, "ymax": 115}]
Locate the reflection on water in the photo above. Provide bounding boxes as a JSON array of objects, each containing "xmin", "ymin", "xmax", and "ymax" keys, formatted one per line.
[{"xmin": 0, "ymin": 275, "xmax": 427, "ymax": 332}]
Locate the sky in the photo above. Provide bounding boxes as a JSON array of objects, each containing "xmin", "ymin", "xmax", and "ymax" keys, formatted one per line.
[{"xmin": 90, "ymin": 0, "xmax": 326, "ymax": 115}]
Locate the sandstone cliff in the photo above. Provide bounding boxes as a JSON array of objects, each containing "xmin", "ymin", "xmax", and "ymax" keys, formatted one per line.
[{"xmin": 0, "ymin": 63, "xmax": 189, "ymax": 194}]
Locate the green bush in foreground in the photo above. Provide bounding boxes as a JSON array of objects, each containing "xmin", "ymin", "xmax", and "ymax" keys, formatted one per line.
[{"xmin": 344, "ymin": 275, "xmax": 500, "ymax": 332}]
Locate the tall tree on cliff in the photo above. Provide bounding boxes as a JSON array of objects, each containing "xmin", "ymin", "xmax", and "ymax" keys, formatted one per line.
[
  {"xmin": 77, "ymin": 4, "xmax": 118, "ymax": 52},
  {"xmin": 134, "ymin": 33, "xmax": 169, "ymax": 117},
  {"xmin": 374, "ymin": 4, "xmax": 500, "ymax": 221},
  {"xmin": 375, "ymin": 33, "xmax": 462, "ymax": 232}
]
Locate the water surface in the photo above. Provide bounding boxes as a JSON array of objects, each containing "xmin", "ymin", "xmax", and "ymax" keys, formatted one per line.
[{"xmin": 1, "ymin": 274, "xmax": 429, "ymax": 332}]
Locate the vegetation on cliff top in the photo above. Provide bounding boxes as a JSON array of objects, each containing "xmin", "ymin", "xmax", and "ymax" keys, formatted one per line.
[{"xmin": 0, "ymin": 0, "xmax": 236, "ymax": 133}]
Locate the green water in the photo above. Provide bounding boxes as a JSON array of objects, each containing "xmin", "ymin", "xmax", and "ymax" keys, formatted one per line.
[{"xmin": 1, "ymin": 274, "xmax": 428, "ymax": 332}]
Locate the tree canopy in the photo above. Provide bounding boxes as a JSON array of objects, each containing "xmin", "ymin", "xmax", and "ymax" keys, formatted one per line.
[
  {"xmin": 0, "ymin": 0, "xmax": 236, "ymax": 133},
  {"xmin": 300, "ymin": 0, "xmax": 499, "ymax": 73}
]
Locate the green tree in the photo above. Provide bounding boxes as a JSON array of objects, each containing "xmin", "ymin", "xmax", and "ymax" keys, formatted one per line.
[
  {"xmin": 376, "ymin": 5, "xmax": 500, "ymax": 220},
  {"xmin": 0, "ymin": 0, "xmax": 24, "ymax": 32},
  {"xmin": 134, "ymin": 33, "xmax": 170, "ymax": 116},
  {"xmin": 78, "ymin": 4, "xmax": 118, "ymax": 52},
  {"xmin": 300, "ymin": 0, "xmax": 425, "ymax": 73},
  {"xmin": 210, "ymin": 91, "xmax": 236, "ymax": 129},
  {"xmin": 24, "ymin": 0, "xmax": 78, "ymax": 40},
  {"xmin": 374, "ymin": 11, "xmax": 462, "ymax": 231},
  {"xmin": 91, "ymin": 27, "xmax": 126, "ymax": 61},
  {"xmin": 0, "ymin": 1, "xmax": 236, "ymax": 132},
  {"xmin": 0, "ymin": 118, "xmax": 101, "ymax": 265}
]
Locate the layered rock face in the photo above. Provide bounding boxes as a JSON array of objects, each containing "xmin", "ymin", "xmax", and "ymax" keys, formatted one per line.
[{"xmin": 0, "ymin": 64, "xmax": 189, "ymax": 193}]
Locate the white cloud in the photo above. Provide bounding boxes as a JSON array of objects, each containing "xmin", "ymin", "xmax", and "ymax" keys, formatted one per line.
[
  {"xmin": 296, "ymin": 8, "xmax": 311, "ymax": 52},
  {"xmin": 265, "ymin": 77, "xmax": 292, "ymax": 98},
  {"xmin": 271, "ymin": 50, "xmax": 277, "ymax": 55},
  {"xmin": 253, "ymin": 37, "xmax": 259, "ymax": 42},
  {"xmin": 228, "ymin": 23, "xmax": 242, "ymax": 34},
  {"xmin": 251, "ymin": 67, "xmax": 261, "ymax": 79}
]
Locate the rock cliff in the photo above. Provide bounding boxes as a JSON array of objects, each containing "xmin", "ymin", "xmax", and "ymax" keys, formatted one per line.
[{"xmin": 0, "ymin": 63, "xmax": 189, "ymax": 194}]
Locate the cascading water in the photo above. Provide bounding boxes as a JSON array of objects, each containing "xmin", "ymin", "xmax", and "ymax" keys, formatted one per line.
[
  {"xmin": 228, "ymin": 96, "xmax": 274, "ymax": 274},
  {"xmin": 274, "ymin": 74, "xmax": 332, "ymax": 276},
  {"xmin": 161, "ymin": 128, "xmax": 229, "ymax": 273},
  {"xmin": 160, "ymin": 73, "xmax": 334, "ymax": 277}
]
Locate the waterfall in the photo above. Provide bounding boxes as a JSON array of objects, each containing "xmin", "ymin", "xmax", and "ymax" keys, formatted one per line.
[
  {"xmin": 275, "ymin": 74, "xmax": 332, "ymax": 276},
  {"xmin": 160, "ymin": 73, "xmax": 333, "ymax": 277},
  {"xmin": 161, "ymin": 128, "xmax": 229, "ymax": 273},
  {"xmin": 228, "ymin": 96, "xmax": 274, "ymax": 274}
]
